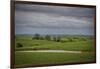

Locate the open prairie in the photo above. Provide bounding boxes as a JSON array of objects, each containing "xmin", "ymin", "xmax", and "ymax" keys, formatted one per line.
[{"xmin": 15, "ymin": 35, "xmax": 95, "ymax": 67}]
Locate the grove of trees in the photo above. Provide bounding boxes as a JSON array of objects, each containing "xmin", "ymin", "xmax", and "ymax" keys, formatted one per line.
[
  {"xmin": 32, "ymin": 33, "xmax": 87, "ymax": 42},
  {"xmin": 32, "ymin": 33, "xmax": 61, "ymax": 42}
]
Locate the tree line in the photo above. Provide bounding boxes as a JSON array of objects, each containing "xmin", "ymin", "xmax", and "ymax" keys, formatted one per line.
[
  {"xmin": 16, "ymin": 34, "xmax": 87, "ymax": 48},
  {"xmin": 32, "ymin": 33, "xmax": 61, "ymax": 42}
]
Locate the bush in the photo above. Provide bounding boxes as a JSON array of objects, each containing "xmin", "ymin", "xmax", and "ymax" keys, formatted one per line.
[
  {"xmin": 53, "ymin": 36, "xmax": 61, "ymax": 42},
  {"xmin": 16, "ymin": 43, "xmax": 23, "ymax": 48},
  {"xmin": 56, "ymin": 36, "xmax": 61, "ymax": 42},
  {"xmin": 32, "ymin": 33, "xmax": 40, "ymax": 40}
]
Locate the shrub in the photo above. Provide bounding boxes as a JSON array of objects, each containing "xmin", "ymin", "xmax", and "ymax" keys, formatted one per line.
[
  {"xmin": 56, "ymin": 36, "xmax": 61, "ymax": 42},
  {"xmin": 53, "ymin": 36, "xmax": 61, "ymax": 42},
  {"xmin": 16, "ymin": 43, "xmax": 23, "ymax": 48}
]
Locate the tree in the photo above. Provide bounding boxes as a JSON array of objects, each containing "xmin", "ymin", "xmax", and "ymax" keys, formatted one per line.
[
  {"xmin": 16, "ymin": 43, "xmax": 23, "ymax": 48},
  {"xmin": 56, "ymin": 36, "xmax": 61, "ymax": 42},
  {"xmin": 32, "ymin": 33, "xmax": 40, "ymax": 40},
  {"xmin": 45, "ymin": 35, "xmax": 51, "ymax": 40}
]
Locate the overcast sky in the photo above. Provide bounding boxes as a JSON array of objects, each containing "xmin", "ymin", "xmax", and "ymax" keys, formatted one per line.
[{"xmin": 15, "ymin": 4, "xmax": 95, "ymax": 35}]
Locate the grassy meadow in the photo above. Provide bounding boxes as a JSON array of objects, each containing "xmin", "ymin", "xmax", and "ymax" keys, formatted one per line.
[{"xmin": 15, "ymin": 35, "xmax": 95, "ymax": 67}]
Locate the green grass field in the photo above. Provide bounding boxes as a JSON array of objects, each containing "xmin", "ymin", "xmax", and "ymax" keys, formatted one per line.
[
  {"xmin": 15, "ymin": 52, "xmax": 95, "ymax": 67},
  {"xmin": 15, "ymin": 35, "xmax": 95, "ymax": 67}
]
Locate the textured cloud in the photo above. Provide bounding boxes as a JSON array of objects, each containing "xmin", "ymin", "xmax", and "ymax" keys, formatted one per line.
[{"xmin": 15, "ymin": 4, "xmax": 95, "ymax": 35}]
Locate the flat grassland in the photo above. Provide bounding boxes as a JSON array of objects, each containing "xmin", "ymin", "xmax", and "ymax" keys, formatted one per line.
[{"xmin": 15, "ymin": 35, "xmax": 95, "ymax": 67}]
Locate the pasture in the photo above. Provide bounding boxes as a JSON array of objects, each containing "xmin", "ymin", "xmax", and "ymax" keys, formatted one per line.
[{"xmin": 15, "ymin": 35, "xmax": 95, "ymax": 67}]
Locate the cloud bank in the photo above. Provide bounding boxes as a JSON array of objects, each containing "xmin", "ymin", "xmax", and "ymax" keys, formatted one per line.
[{"xmin": 15, "ymin": 4, "xmax": 95, "ymax": 35}]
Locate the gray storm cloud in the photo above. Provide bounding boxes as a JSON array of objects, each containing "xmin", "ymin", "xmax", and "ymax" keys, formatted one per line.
[{"xmin": 15, "ymin": 4, "xmax": 95, "ymax": 35}]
